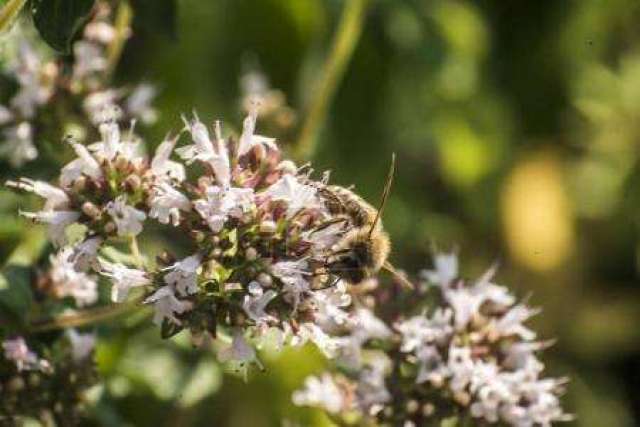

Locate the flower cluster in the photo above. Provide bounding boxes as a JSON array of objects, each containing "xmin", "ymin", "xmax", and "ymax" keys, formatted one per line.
[
  {"xmin": 0, "ymin": 1, "xmax": 156, "ymax": 167},
  {"xmin": 9, "ymin": 103, "xmax": 370, "ymax": 372},
  {"xmin": 0, "ymin": 332, "xmax": 97, "ymax": 425},
  {"xmin": 293, "ymin": 253, "xmax": 572, "ymax": 426}
]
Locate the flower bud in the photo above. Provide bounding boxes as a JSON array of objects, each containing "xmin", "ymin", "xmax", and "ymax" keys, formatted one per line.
[
  {"xmin": 82, "ymin": 201, "xmax": 101, "ymax": 219},
  {"xmin": 104, "ymin": 221, "xmax": 116, "ymax": 234},
  {"xmin": 245, "ymin": 247, "xmax": 258, "ymax": 261},
  {"xmin": 125, "ymin": 174, "xmax": 142, "ymax": 192},
  {"xmin": 260, "ymin": 220, "xmax": 277, "ymax": 234},
  {"xmin": 257, "ymin": 272, "xmax": 273, "ymax": 288}
]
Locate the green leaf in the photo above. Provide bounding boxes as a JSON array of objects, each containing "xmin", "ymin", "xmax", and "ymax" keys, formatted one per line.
[
  {"xmin": 0, "ymin": 264, "xmax": 33, "ymax": 331},
  {"xmin": 30, "ymin": 0, "xmax": 96, "ymax": 53},
  {"xmin": 129, "ymin": 0, "xmax": 177, "ymax": 39}
]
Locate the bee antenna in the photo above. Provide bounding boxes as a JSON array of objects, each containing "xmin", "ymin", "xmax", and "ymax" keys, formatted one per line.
[{"xmin": 369, "ymin": 153, "xmax": 396, "ymax": 239}]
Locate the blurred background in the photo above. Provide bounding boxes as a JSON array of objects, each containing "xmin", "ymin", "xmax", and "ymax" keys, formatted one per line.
[{"xmin": 3, "ymin": 0, "xmax": 640, "ymax": 425}]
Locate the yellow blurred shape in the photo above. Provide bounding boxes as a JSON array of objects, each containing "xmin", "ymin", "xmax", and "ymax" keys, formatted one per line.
[{"xmin": 501, "ymin": 153, "xmax": 574, "ymax": 271}]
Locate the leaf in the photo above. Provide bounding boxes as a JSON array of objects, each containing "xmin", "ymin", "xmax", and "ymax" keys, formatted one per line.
[
  {"xmin": 129, "ymin": 0, "xmax": 177, "ymax": 40},
  {"xmin": 0, "ymin": 264, "xmax": 33, "ymax": 331},
  {"xmin": 30, "ymin": 0, "xmax": 96, "ymax": 53}
]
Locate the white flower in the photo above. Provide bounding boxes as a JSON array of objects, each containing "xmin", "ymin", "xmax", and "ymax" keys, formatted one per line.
[
  {"xmin": 106, "ymin": 196, "xmax": 146, "ymax": 236},
  {"xmin": 356, "ymin": 355, "xmax": 391, "ymax": 410},
  {"xmin": 2, "ymin": 337, "xmax": 48, "ymax": 372},
  {"xmin": 49, "ymin": 247, "xmax": 98, "ymax": 306},
  {"xmin": 148, "ymin": 182, "xmax": 191, "ymax": 226},
  {"xmin": 334, "ymin": 308, "xmax": 391, "ymax": 370},
  {"xmin": 271, "ymin": 259, "xmax": 310, "ymax": 310},
  {"xmin": 352, "ymin": 308, "xmax": 392, "ymax": 342},
  {"xmin": 10, "ymin": 42, "xmax": 53, "ymax": 118},
  {"xmin": 396, "ymin": 308, "xmax": 454, "ymax": 352},
  {"xmin": 293, "ymin": 323, "xmax": 340, "ymax": 358},
  {"xmin": 69, "ymin": 237, "xmax": 103, "ymax": 271},
  {"xmin": 83, "ymin": 89, "xmax": 123, "ymax": 124},
  {"xmin": 99, "ymin": 259, "xmax": 150, "ymax": 302},
  {"xmin": 73, "ymin": 41, "xmax": 107, "ymax": 78},
  {"xmin": 237, "ymin": 103, "xmax": 277, "ymax": 156},
  {"xmin": 292, "ymin": 374, "xmax": 345, "ymax": 414},
  {"xmin": 150, "ymin": 135, "xmax": 185, "ymax": 182},
  {"xmin": 443, "ymin": 287, "xmax": 485, "ymax": 330},
  {"xmin": 61, "ymin": 142, "xmax": 103, "ymax": 187},
  {"xmin": 502, "ymin": 341, "xmax": 548, "ymax": 371},
  {"xmin": 313, "ymin": 280, "xmax": 352, "ymax": 327},
  {"xmin": 163, "ymin": 254, "xmax": 201, "ymax": 296},
  {"xmin": 92, "ymin": 121, "xmax": 122, "ymax": 160},
  {"xmin": 126, "ymin": 83, "xmax": 157, "ymax": 124},
  {"xmin": 420, "ymin": 252, "xmax": 458, "ymax": 287},
  {"xmin": 194, "ymin": 185, "xmax": 255, "ymax": 232},
  {"xmin": 67, "ymin": 329, "xmax": 96, "ymax": 362},
  {"xmin": 443, "ymin": 267, "xmax": 517, "ymax": 330},
  {"xmin": 84, "ymin": 21, "xmax": 116, "ymax": 43},
  {"xmin": 469, "ymin": 368, "xmax": 513, "ymax": 423},
  {"xmin": 144, "ymin": 285, "xmax": 193, "ymax": 325},
  {"xmin": 89, "ymin": 121, "xmax": 142, "ymax": 162},
  {"xmin": 242, "ymin": 282, "xmax": 277, "ymax": 326},
  {"xmin": 472, "ymin": 264, "xmax": 516, "ymax": 307},
  {"xmin": 415, "ymin": 345, "xmax": 448, "ymax": 385},
  {"xmin": 20, "ymin": 210, "xmax": 80, "ymax": 247},
  {"xmin": 6, "ymin": 177, "xmax": 69, "ymax": 210},
  {"xmin": 218, "ymin": 329, "xmax": 262, "ymax": 369},
  {"xmin": 490, "ymin": 304, "xmax": 540, "ymax": 341},
  {"xmin": 447, "ymin": 345, "xmax": 476, "ymax": 393},
  {"xmin": 264, "ymin": 174, "xmax": 322, "ymax": 218},
  {"xmin": 0, "ymin": 122, "xmax": 38, "ymax": 167},
  {"xmin": 177, "ymin": 116, "xmax": 231, "ymax": 186}
]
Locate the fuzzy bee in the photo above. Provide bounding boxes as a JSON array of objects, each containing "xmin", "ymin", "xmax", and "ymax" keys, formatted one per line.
[{"xmin": 315, "ymin": 154, "xmax": 413, "ymax": 289}]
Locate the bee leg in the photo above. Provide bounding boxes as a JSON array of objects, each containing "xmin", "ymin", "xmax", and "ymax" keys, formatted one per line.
[{"xmin": 311, "ymin": 275, "xmax": 342, "ymax": 291}]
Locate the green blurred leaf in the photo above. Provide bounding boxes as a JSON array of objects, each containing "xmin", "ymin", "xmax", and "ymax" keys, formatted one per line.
[
  {"xmin": 129, "ymin": 0, "xmax": 177, "ymax": 40},
  {"xmin": 30, "ymin": 0, "xmax": 95, "ymax": 53},
  {"xmin": 0, "ymin": 264, "xmax": 33, "ymax": 331}
]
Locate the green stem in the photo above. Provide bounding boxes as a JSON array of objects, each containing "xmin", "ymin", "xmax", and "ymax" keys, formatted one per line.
[
  {"xmin": 29, "ymin": 295, "xmax": 146, "ymax": 333},
  {"xmin": 129, "ymin": 234, "xmax": 143, "ymax": 268},
  {"xmin": 105, "ymin": 0, "xmax": 133, "ymax": 78},
  {"xmin": 0, "ymin": 0, "xmax": 27, "ymax": 34},
  {"xmin": 294, "ymin": 0, "xmax": 370, "ymax": 161}
]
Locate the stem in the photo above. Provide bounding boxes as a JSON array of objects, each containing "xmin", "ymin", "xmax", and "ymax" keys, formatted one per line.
[
  {"xmin": 105, "ymin": 0, "xmax": 133, "ymax": 78},
  {"xmin": 0, "ymin": 0, "xmax": 26, "ymax": 34},
  {"xmin": 294, "ymin": 0, "xmax": 370, "ymax": 161},
  {"xmin": 29, "ymin": 295, "xmax": 146, "ymax": 333},
  {"xmin": 129, "ymin": 235, "xmax": 143, "ymax": 268}
]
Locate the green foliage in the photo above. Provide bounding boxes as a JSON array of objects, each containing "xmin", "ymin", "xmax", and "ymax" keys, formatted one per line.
[
  {"xmin": 129, "ymin": 0, "xmax": 177, "ymax": 40},
  {"xmin": 0, "ymin": 264, "xmax": 33, "ymax": 332},
  {"xmin": 30, "ymin": 0, "xmax": 96, "ymax": 53}
]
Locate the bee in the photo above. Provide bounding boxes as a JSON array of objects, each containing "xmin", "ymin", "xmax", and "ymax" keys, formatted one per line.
[{"xmin": 316, "ymin": 154, "xmax": 414, "ymax": 289}]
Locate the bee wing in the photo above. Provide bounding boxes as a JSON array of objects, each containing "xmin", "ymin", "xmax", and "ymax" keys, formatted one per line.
[
  {"xmin": 369, "ymin": 153, "xmax": 396, "ymax": 238},
  {"xmin": 382, "ymin": 261, "xmax": 415, "ymax": 290}
]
